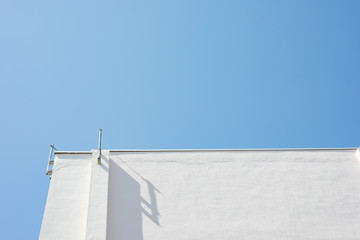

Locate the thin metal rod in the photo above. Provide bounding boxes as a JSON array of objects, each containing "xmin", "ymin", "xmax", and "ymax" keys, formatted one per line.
[
  {"xmin": 46, "ymin": 144, "xmax": 55, "ymax": 175},
  {"xmin": 97, "ymin": 129, "xmax": 102, "ymax": 164},
  {"xmin": 109, "ymin": 147, "xmax": 357, "ymax": 152}
]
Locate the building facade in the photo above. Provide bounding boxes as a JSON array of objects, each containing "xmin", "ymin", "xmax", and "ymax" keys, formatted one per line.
[{"xmin": 40, "ymin": 148, "xmax": 360, "ymax": 239}]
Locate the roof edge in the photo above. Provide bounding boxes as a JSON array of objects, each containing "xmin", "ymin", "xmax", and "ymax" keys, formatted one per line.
[{"xmin": 54, "ymin": 147, "xmax": 358, "ymax": 154}]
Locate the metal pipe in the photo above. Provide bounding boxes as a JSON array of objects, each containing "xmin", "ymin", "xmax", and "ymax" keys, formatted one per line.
[
  {"xmin": 46, "ymin": 144, "xmax": 55, "ymax": 175},
  {"xmin": 109, "ymin": 147, "xmax": 357, "ymax": 152},
  {"xmin": 98, "ymin": 129, "xmax": 102, "ymax": 164}
]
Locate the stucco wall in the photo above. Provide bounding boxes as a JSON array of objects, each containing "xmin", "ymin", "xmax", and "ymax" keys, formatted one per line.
[
  {"xmin": 39, "ymin": 153, "xmax": 93, "ymax": 240},
  {"xmin": 107, "ymin": 150, "xmax": 360, "ymax": 240},
  {"xmin": 40, "ymin": 149, "xmax": 360, "ymax": 240}
]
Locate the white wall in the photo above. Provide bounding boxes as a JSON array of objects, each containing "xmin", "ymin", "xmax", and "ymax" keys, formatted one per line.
[
  {"xmin": 107, "ymin": 150, "xmax": 360, "ymax": 240},
  {"xmin": 40, "ymin": 149, "xmax": 360, "ymax": 240},
  {"xmin": 39, "ymin": 153, "xmax": 93, "ymax": 240}
]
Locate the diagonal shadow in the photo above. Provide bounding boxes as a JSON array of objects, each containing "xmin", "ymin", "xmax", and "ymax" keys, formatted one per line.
[
  {"xmin": 141, "ymin": 180, "xmax": 160, "ymax": 226},
  {"xmin": 106, "ymin": 160, "xmax": 160, "ymax": 240}
]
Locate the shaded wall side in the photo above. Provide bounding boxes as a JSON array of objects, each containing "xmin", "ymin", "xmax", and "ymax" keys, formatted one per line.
[
  {"xmin": 39, "ymin": 154, "xmax": 92, "ymax": 240},
  {"xmin": 106, "ymin": 157, "xmax": 143, "ymax": 240}
]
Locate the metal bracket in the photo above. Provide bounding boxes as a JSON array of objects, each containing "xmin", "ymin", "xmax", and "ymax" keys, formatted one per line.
[
  {"xmin": 98, "ymin": 129, "xmax": 102, "ymax": 164},
  {"xmin": 46, "ymin": 144, "xmax": 56, "ymax": 175}
]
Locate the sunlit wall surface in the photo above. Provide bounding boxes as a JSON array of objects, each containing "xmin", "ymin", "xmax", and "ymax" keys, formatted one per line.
[{"xmin": 40, "ymin": 149, "xmax": 360, "ymax": 240}]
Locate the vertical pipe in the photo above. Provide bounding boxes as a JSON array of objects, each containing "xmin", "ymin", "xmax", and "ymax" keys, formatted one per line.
[
  {"xmin": 47, "ymin": 144, "xmax": 54, "ymax": 173},
  {"xmin": 98, "ymin": 129, "xmax": 102, "ymax": 164}
]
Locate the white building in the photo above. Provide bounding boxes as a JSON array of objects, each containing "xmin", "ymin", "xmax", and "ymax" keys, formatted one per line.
[{"xmin": 40, "ymin": 148, "xmax": 360, "ymax": 239}]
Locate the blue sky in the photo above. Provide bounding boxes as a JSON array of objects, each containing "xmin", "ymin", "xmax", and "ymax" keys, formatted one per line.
[{"xmin": 1, "ymin": 0, "xmax": 360, "ymax": 238}]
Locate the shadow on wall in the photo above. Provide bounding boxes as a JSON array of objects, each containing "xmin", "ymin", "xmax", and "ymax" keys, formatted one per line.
[{"xmin": 106, "ymin": 160, "xmax": 160, "ymax": 240}]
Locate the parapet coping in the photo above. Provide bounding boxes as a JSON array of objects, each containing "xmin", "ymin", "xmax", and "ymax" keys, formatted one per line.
[{"xmin": 54, "ymin": 147, "xmax": 358, "ymax": 155}]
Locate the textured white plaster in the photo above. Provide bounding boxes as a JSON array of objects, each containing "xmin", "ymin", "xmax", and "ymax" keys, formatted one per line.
[
  {"xmin": 40, "ymin": 149, "xmax": 360, "ymax": 240},
  {"xmin": 39, "ymin": 154, "xmax": 92, "ymax": 240},
  {"xmin": 85, "ymin": 150, "xmax": 110, "ymax": 240},
  {"xmin": 108, "ymin": 150, "xmax": 360, "ymax": 240}
]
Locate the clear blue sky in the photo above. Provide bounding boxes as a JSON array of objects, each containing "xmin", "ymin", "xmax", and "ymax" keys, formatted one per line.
[{"xmin": 1, "ymin": 0, "xmax": 359, "ymax": 238}]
